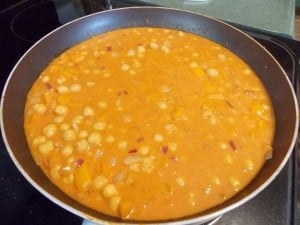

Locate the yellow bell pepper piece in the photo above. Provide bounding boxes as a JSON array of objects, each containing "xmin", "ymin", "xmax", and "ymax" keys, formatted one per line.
[{"xmin": 74, "ymin": 162, "xmax": 91, "ymax": 191}]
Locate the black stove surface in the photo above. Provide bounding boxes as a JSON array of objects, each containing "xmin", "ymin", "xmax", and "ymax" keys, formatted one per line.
[{"xmin": 0, "ymin": 1, "xmax": 299, "ymax": 225}]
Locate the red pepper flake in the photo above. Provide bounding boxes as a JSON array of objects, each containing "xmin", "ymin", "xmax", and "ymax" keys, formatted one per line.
[
  {"xmin": 169, "ymin": 155, "xmax": 179, "ymax": 162},
  {"xmin": 74, "ymin": 158, "xmax": 84, "ymax": 167},
  {"xmin": 161, "ymin": 146, "xmax": 168, "ymax": 154},
  {"xmin": 225, "ymin": 100, "xmax": 234, "ymax": 108},
  {"xmin": 44, "ymin": 82, "xmax": 52, "ymax": 90},
  {"xmin": 229, "ymin": 140, "xmax": 237, "ymax": 151},
  {"xmin": 136, "ymin": 137, "xmax": 144, "ymax": 143},
  {"xmin": 106, "ymin": 46, "xmax": 112, "ymax": 52},
  {"xmin": 117, "ymin": 90, "xmax": 129, "ymax": 96},
  {"xmin": 128, "ymin": 149, "xmax": 137, "ymax": 154}
]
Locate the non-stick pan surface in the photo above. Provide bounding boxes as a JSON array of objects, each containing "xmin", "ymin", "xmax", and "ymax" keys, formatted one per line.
[{"xmin": 1, "ymin": 7, "xmax": 298, "ymax": 225}]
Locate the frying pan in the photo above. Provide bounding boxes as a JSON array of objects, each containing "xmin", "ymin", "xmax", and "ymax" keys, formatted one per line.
[{"xmin": 1, "ymin": 7, "xmax": 299, "ymax": 225}]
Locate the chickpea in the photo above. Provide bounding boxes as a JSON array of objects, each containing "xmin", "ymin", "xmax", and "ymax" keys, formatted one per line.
[
  {"xmin": 33, "ymin": 103, "xmax": 47, "ymax": 114},
  {"xmin": 102, "ymin": 184, "xmax": 118, "ymax": 198},
  {"xmin": 88, "ymin": 131, "xmax": 102, "ymax": 145},
  {"xmin": 55, "ymin": 105, "xmax": 68, "ymax": 116},
  {"xmin": 42, "ymin": 123, "xmax": 57, "ymax": 137},
  {"xmin": 38, "ymin": 140, "xmax": 54, "ymax": 154}
]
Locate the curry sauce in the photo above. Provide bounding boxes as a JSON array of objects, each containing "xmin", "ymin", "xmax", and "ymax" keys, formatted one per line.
[{"xmin": 24, "ymin": 27, "xmax": 275, "ymax": 221}]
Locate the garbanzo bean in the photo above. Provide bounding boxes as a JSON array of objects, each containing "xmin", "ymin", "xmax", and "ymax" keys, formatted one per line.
[
  {"xmin": 121, "ymin": 63, "xmax": 130, "ymax": 71},
  {"xmin": 50, "ymin": 165, "xmax": 61, "ymax": 180},
  {"xmin": 38, "ymin": 140, "xmax": 54, "ymax": 154},
  {"xmin": 42, "ymin": 123, "xmax": 57, "ymax": 137},
  {"xmin": 93, "ymin": 175, "xmax": 108, "ymax": 190},
  {"xmin": 83, "ymin": 106, "xmax": 94, "ymax": 116},
  {"xmin": 153, "ymin": 134, "xmax": 163, "ymax": 142},
  {"xmin": 33, "ymin": 103, "xmax": 47, "ymax": 114},
  {"xmin": 230, "ymin": 177, "xmax": 241, "ymax": 191},
  {"xmin": 93, "ymin": 121, "xmax": 106, "ymax": 131},
  {"xmin": 102, "ymin": 183, "xmax": 118, "ymax": 198},
  {"xmin": 57, "ymin": 85, "xmax": 69, "ymax": 94},
  {"xmin": 61, "ymin": 145, "xmax": 73, "ymax": 156},
  {"xmin": 59, "ymin": 123, "xmax": 70, "ymax": 131},
  {"xmin": 118, "ymin": 141, "xmax": 127, "ymax": 150},
  {"xmin": 32, "ymin": 136, "xmax": 46, "ymax": 146},
  {"xmin": 76, "ymin": 139, "xmax": 89, "ymax": 152},
  {"xmin": 106, "ymin": 135, "xmax": 115, "ymax": 143},
  {"xmin": 55, "ymin": 105, "xmax": 68, "ymax": 116},
  {"xmin": 87, "ymin": 131, "xmax": 102, "ymax": 145},
  {"xmin": 70, "ymin": 83, "xmax": 81, "ymax": 92},
  {"xmin": 206, "ymin": 68, "xmax": 219, "ymax": 77},
  {"xmin": 175, "ymin": 176, "xmax": 185, "ymax": 187},
  {"xmin": 138, "ymin": 145, "xmax": 149, "ymax": 155},
  {"xmin": 97, "ymin": 101, "xmax": 107, "ymax": 108},
  {"xmin": 244, "ymin": 158, "xmax": 255, "ymax": 171},
  {"xmin": 62, "ymin": 129, "xmax": 77, "ymax": 141}
]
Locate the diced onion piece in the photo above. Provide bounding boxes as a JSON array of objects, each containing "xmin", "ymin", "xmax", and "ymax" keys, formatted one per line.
[{"xmin": 123, "ymin": 156, "xmax": 143, "ymax": 165}]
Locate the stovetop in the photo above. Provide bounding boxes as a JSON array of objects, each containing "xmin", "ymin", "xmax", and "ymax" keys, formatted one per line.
[{"xmin": 0, "ymin": 1, "xmax": 299, "ymax": 225}]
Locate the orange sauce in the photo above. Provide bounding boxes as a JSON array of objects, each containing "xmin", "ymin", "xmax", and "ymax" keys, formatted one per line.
[{"xmin": 24, "ymin": 27, "xmax": 275, "ymax": 221}]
